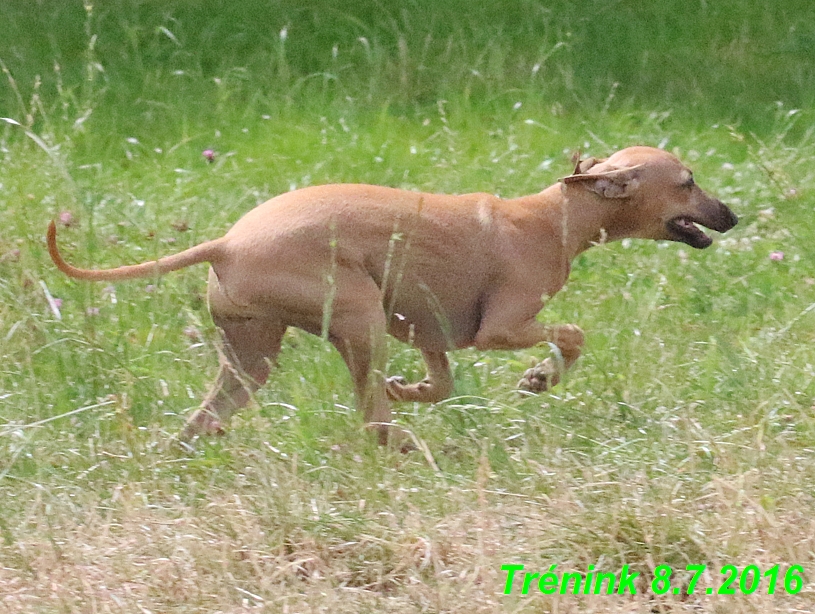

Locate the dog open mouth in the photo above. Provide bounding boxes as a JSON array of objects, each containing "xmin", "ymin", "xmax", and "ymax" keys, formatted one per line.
[{"xmin": 666, "ymin": 216, "xmax": 714, "ymax": 249}]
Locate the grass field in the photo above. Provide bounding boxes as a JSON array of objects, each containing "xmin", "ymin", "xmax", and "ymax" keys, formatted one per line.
[{"xmin": 1, "ymin": 1, "xmax": 815, "ymax": 612}]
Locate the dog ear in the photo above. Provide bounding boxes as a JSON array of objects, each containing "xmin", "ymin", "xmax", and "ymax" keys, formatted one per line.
[
  {"xmin": 562, "ymin": 165, "xmax": 641, "ymax": 199},
  {"xmin": 571, "ymin": 155, "xmax": 604, "ymax": 175}
]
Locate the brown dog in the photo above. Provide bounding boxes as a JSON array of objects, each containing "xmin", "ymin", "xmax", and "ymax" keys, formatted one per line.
[{"xmin": 48, "ymin": 146, "xmax": 737, "ymax": 445}]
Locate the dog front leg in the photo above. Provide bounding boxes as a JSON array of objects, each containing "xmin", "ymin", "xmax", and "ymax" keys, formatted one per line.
[
  {"xmin": 386, "ymin": 350, "xmax": 454, "ymax": 403},
  {"xmin": 474, "ymin": 318, "xmax": 584, "ymax": 392},
  {"xmin": 516, "ymin": 324, "xmax": 584, "ymax": 392}
]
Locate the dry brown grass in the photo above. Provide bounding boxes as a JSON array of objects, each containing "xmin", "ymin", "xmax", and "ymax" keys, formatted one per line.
[{"xmin": 1, "ymin": 437, "xmax": 813, "ymax": 613}]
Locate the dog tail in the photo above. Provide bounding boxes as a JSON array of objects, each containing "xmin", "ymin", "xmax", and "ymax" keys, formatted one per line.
[{"xmin": 47, "ymin": 221, "xmax": 224, "ymax": 281}]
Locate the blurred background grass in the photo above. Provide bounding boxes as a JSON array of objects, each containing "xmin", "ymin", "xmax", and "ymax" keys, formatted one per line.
[{"xmin": 3, "ymin": 0, "xmax": 814, "ymax": 136}]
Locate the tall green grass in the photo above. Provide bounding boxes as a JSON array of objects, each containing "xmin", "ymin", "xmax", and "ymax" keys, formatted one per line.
[{"xmin": 2, "ymin": 0, "xmax": 815, "ymax": 136}]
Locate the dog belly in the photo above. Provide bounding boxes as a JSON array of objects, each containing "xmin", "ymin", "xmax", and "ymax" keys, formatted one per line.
[{"xmin": 387, "ymin": 303, "xmax": 480, "ymax": 351}]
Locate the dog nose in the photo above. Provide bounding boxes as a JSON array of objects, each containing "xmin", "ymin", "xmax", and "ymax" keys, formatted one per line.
[
  {"xmin": 727, "ymin": 208, "xmax": 739, "ymax": 228},
  {"xmin": 705, "ymin": 199, "xmax": 738, "ymax": 233},
  {"xmin": 714, "ymin": 200, "xmax": 738, "ymax": 230},
  {"xmin": 720, "ymin": 202, "xmax": 738, "ymax": 229}
]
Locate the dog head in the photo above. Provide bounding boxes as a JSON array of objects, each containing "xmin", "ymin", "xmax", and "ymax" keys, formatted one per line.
[{"xmin": 562, "ymin": 146, "xmax": 738, "ymax": 248}]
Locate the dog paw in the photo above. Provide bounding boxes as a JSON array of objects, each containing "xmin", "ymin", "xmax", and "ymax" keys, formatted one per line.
[
  {"xmin": 386, "ymin": 376, "xmax": 450, "ymax": 403},
  {"xmin": 398, "ymin": 439, "xmax": 418, "ymax": 454},
  {"xmin": 363, "ymin": 421, "xmax": 417, "ymax": 451},
  {"xmin": 518, "ymin": 359, "xmax": 560, "ymax": 393},
  {"xmin": 179, "ymin": 409, "xmax": 225, "ymax": 441},
  {"xmin": 385, "ymin": 375, "xmax": 408, "ymax": 400},
  {"xmin": 386, "ymin": 375, "xmax": 431, "ymax": 402},
  {"xmin": 387, "ymin": 426, "xmax": 418, "ymax": 453}
]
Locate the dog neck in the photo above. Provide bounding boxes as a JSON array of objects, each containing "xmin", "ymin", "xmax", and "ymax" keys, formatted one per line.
[{"xmin": 515, "ymin": 183, "xmax": 625, "ymax": 261}]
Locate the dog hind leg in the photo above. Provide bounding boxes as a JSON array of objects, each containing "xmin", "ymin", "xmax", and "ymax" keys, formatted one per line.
[
  {"xmin": 180, "ymin": 317, "xmax": 286, "ymax": 440},
  {"xmin": 330, "ymin": 323, "xmax": 393, "ymax": 445},
  {"xmin": 326, "ymin": 277, "xmax": 408, "ymax": 446}
]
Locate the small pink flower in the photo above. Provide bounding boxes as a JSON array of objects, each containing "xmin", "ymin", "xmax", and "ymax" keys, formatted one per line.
[
  {"xmin": 145, "ymin": 284, "xmax": 156, "ymax": 293},
  {"xmin": 53, "ymin": 298, "xmax": 63, "ymax": 308},
  {"xmin": 86, "ymin": 307, "xmax": 100, "ymax": 316},
  {"xmin": 59, "ymin": 211, "xmax": 75, "ymax": 227},
  {"xmin": 202, "ymin": 149, "xmax": 215, "ymax": 162},
  {"xmin": 1, "ymin": 248, "xmax": 20, "ymax": 262},
  {"xmin": 769, "ymin": 251, "xmax": 784, "ymax": 261}
]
